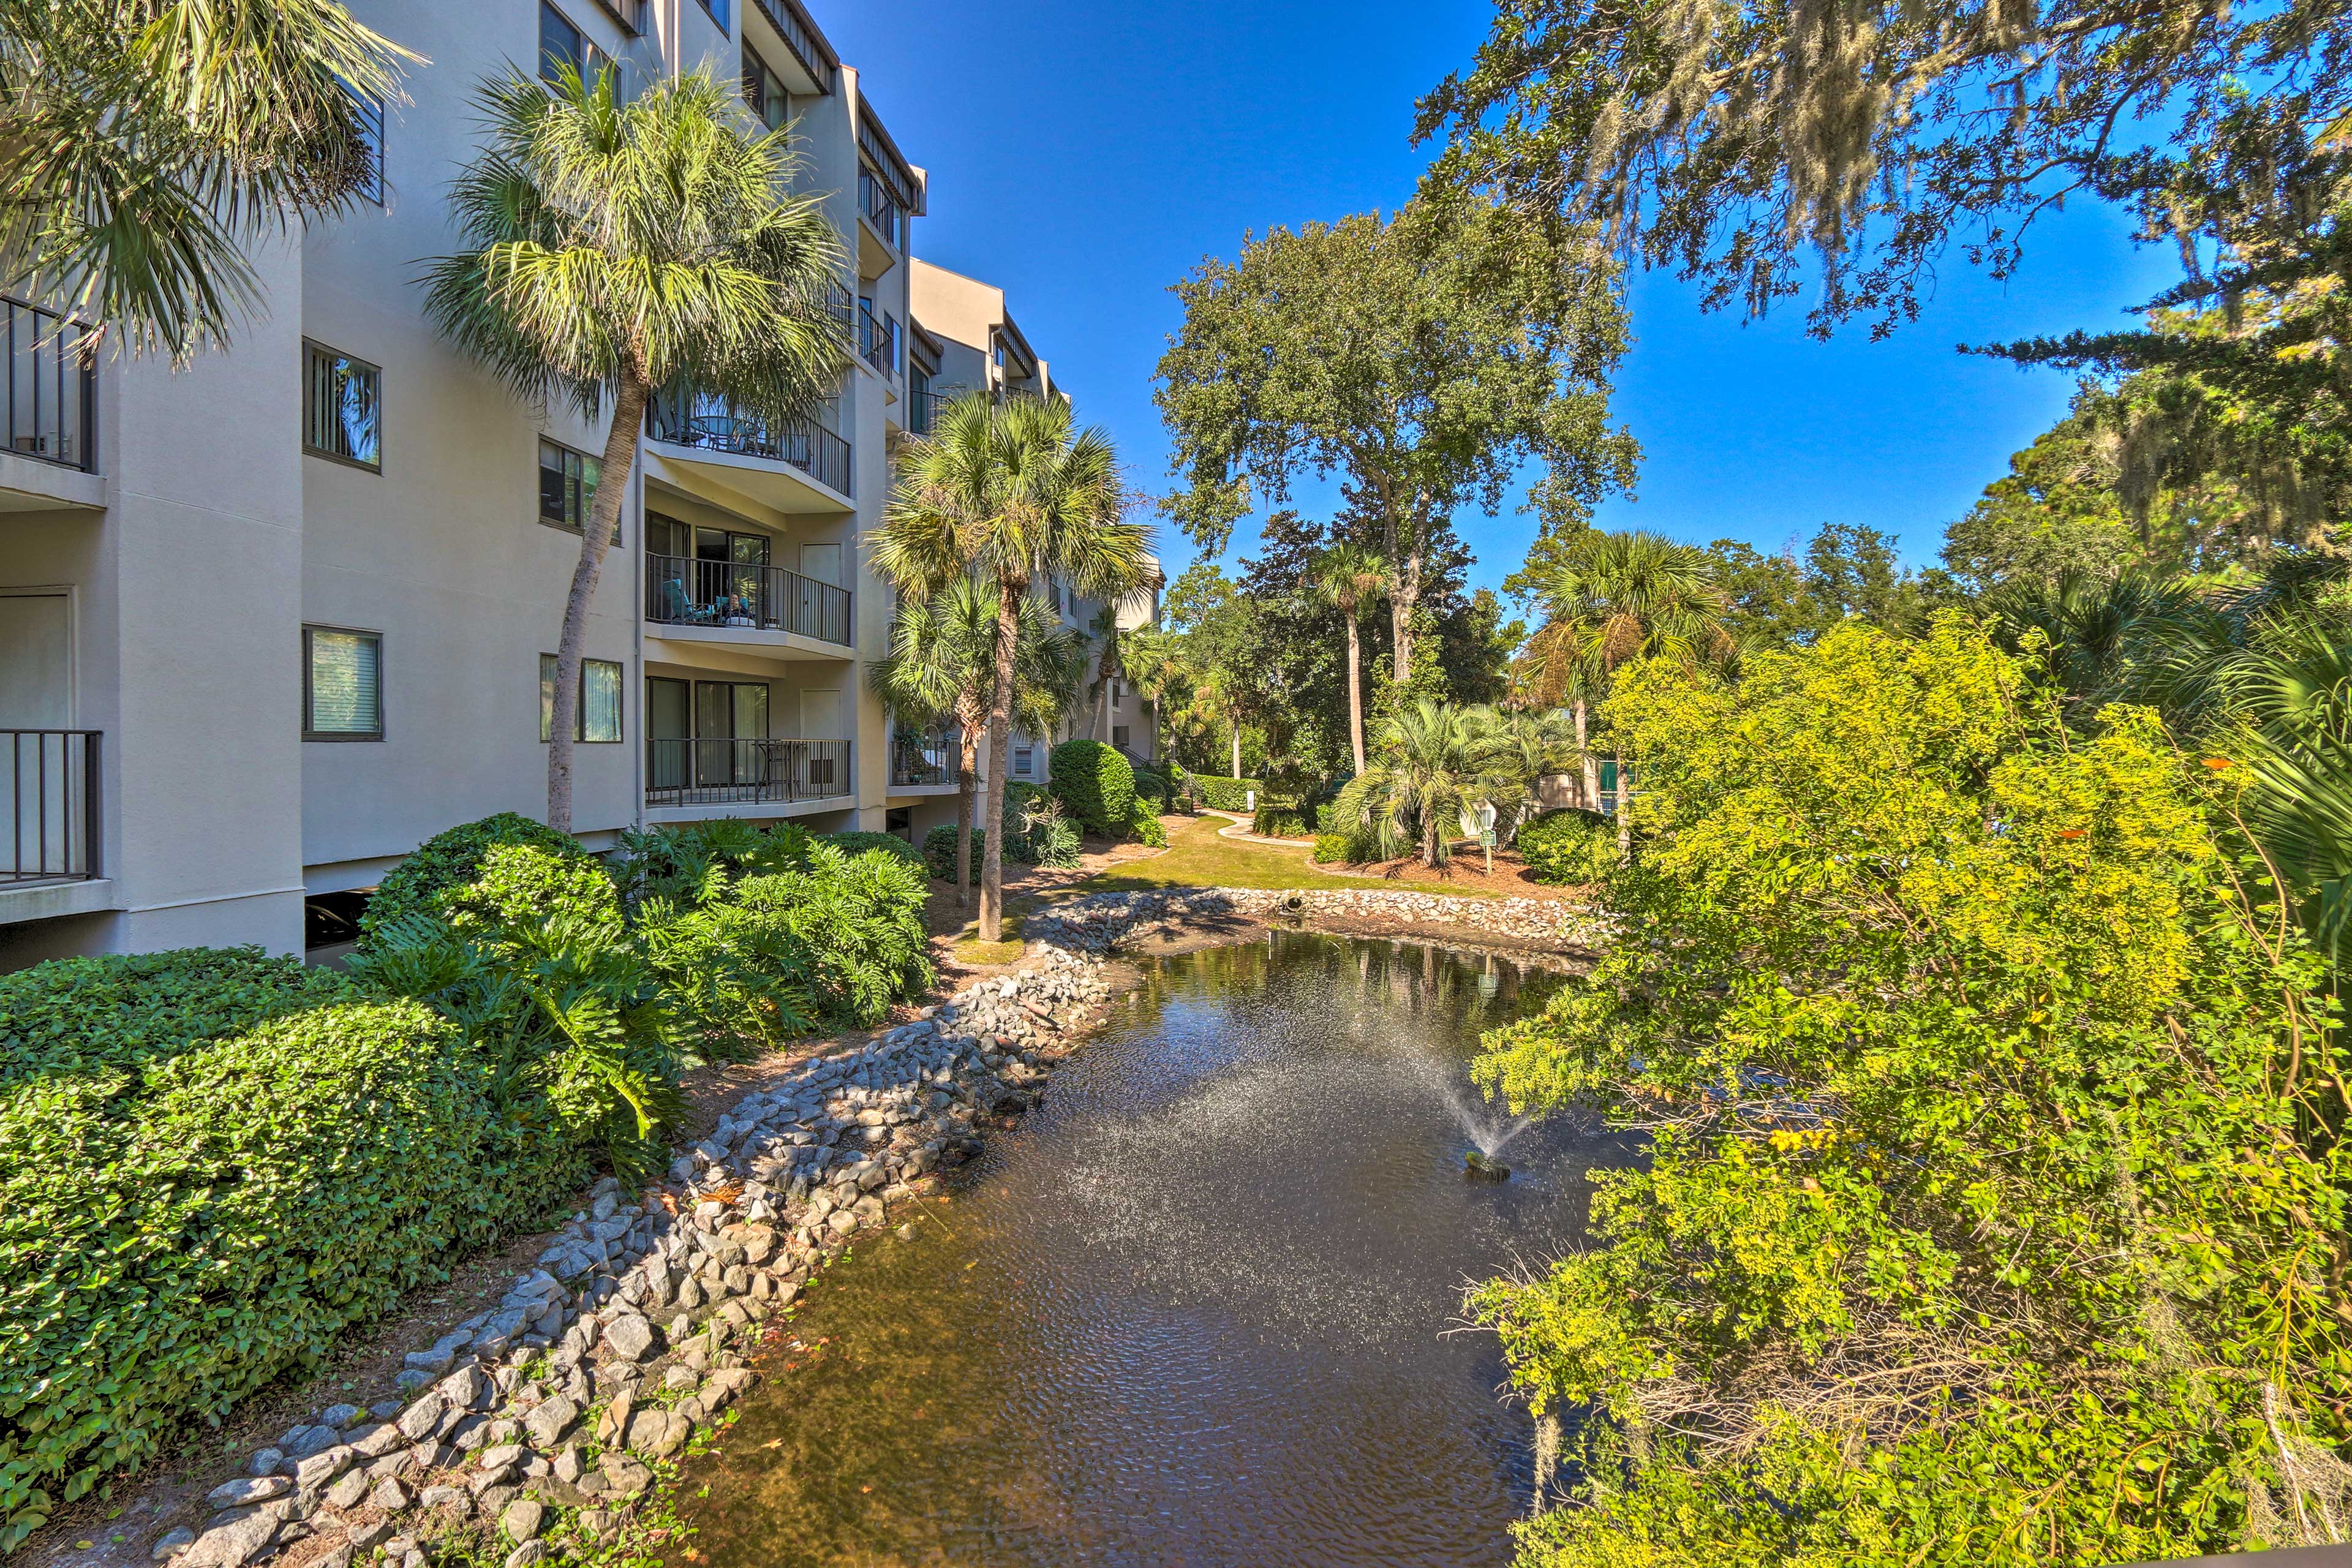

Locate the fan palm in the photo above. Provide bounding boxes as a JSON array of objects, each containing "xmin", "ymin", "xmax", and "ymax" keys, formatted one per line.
[
  {"xmin": 1510, "ymin": 616, "xmax": 1608, "ymax": 810},
  {"xmin": 420, "ymin": 66, "xmax": 849, "ymax": 832},
  {"xmin": 874, "ymin": 392, "xmax": 1151, "ymax": 940},
  {"xmin": 1543, "ymin": 530, "xmax": 1733, "ymax": 853},
  {"xmin": 1120, "ymin": 623, "xmax": 1185, "ymax": 761},
  {"xmin": 1310, "ymin": 544, "xmax": 1389, "ymax": 776},
  {"xmin": 1, "ymin": 0, "xmax": 417, "ymax": 360},
  {"xmin": 1086, "ymin": 604, "xmax": 1125, "ymax": 744},
  {"xmin": 870, "ymin": 575, "xmax": 1084, "ymax": 905},
  {"xmin": 1344, "ymin": 699, "xmax": 1516, "ymax": 868}
]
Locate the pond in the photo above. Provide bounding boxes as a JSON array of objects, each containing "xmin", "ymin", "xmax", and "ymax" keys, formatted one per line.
[{"xmin": 677, "ymin": 929, "xmax": 1636, "ymax": 1568}]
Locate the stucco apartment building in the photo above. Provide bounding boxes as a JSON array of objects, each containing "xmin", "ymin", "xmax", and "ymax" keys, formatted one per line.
[{"xmin": 0, "ymin": 0, "xmax": 1156, "ymax": 968}]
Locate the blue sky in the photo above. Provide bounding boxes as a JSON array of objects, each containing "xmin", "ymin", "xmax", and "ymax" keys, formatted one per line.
[{"xmin": 821, "ymin": 0, "xmax": 2185, "ymax": 598}]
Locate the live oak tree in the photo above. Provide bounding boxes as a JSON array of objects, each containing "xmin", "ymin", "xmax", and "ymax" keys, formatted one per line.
[
  {"xmin": 422, "ymin": 67, "xmax": 847, "ymax": 834},
  {"xmin": 1154, "ymin": 195, "xmax": 1637, "ymax": 690},
  {"xmin": 1419, "ymin": 0, "xmax": 2352, "ymax": 341}
]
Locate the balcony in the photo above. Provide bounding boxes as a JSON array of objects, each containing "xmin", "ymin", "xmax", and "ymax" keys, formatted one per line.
[
  {"xmin": 645, "ymin": 386, "xmax": 853, "ymax": 509},
  {"xmin": 0, "ymin": 730, "xmax": 108, "ymax": 922},
  {"xmin": 644, "ymin": 552, "xmax": 852, "ymax": 650},
  {"xmin": 908, "ymin": 389, "xmax": 949, "ymax": 436},
  {"xmin": 890, "ymin": 728, "xmax": 957, "ymax": 790},
  {"xmin": 646, "ymin": 737, "xmax": 851, "ymax": 811},
  {"xmin": 858, "ymin": 167, "xmax": 903, "ymax": 254},
  {"xmin": 1, "ymin": 296, "xmax": 104, "ymax": 513},
  {"xmin": 859, "ymin": 304, "xmax": 900, "ymax": 379}
]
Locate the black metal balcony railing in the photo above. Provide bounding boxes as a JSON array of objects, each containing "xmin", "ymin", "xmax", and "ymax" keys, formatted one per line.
[
  {"xmin": 891, "ymin": 729, "xmax": 955, "ymax": 788},
  {"xmin": 5, "ymin": 296, "xmax": 96, "ymax": 473},
  {"xmin": 4, "ymin": 730, "xmax": 100, "ymax": 883},
  {"xmin": 859, "ymin": 304, "xmax": 900, "ymax": 378},
  {"xmin": 858, "ymin": 167, "xmax": 903, "ymax": 252},
  {"xmin": 646, "ymin": 389, "xmax": 853, "ymax": 498},
  {"xmin": 909, "ymin": 389, "xmax": 951, "ymax": 436},
  {"xmin": 644, "ymin": 552, "xmax": 851, "ymax": 646},
  {"xmin": 646, "ymin": 737, "xmax": 851, "ymax": 809}
]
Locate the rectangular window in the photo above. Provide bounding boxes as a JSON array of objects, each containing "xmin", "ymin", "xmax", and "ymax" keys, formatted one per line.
[
  {"xmin": 537, "ymin": 438, "xmax": 603, "ymax": 532},
  {"xmin": 743, "ymin": 47, "xmax": 788, "ymax": 129},
  {"xmin": 302, "ymin": 342, "xmax": 380, "ymax": 469},
  {"xmin": 1013, "ymin": 745, "xmax": 1034, "ymax": 778},
  {"xmin": 696, "ymin": 0, "xmax": 727, "ymax": 32},
  {"xmin": 1114, "ymin": 725, "xmax": 1131, "ymax": 751},
  {"xmin": 304, "ymin": 627, "xmax": 382, "ymax": 740},
  {"xmin": 539, "ymin": 1, "xmax": 609, "ymax": 86},
  {"xmin": 541, "ymin": 655, "xmax": 623, "ymax": 742},
  {"xmin": 342, "ymin": 81, "xmax": 384, "ymax": 203}
]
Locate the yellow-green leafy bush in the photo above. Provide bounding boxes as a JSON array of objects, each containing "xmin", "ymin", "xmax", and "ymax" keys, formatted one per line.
[
  {"xmin": 1474, "ymin": 617, "xmax": 2351, "ymax": 1566},
  {"xmin": 1515, "ymin": 809, "xmax": 1614, "ymax": 885}
]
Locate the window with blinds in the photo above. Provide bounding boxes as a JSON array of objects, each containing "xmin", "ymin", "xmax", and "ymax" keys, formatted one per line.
[
  {"xmin": 302, "ymin": 342, "xmax": 380, "ymax": 469},
  {"xmin": 541, "ymin": 655, "xmax": 623, "ymax": 743},
  {"xmin": 539, "ymin": 1, "xmax": 610, "ymax": 87},
  {"xmin": 744, "ymin": 47, "xmax": 789, "ymax": 130},
  {"xmin": 304, "ymin": 627, "xmax": 382, "ymax": 740}
]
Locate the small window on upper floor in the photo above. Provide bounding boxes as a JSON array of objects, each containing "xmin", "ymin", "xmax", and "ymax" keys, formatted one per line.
[
  {"xmin": 541, "ymin": 654, "xmax": 624, "ymax": 743},
  {"xmin": 303, "ymin": 341, "xmax": 380, "ymax": 469},
  {"xmin": 696, "ymin": 0, "xmax": 727, "ymax": 32},
  {"xmin": 538, "ymin": 437, "xmax": 611, "ymax": 538},
  {"xmin": 539, "ymin": 1, "xmax": 611, "ymax": 88},
  {"xmin": 304, "ymin": 627, "xmax": 383, "ymax": 741}
]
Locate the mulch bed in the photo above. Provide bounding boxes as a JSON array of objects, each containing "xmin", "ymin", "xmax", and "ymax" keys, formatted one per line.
[{"xmin": 1333, "ymin": 845, "xmax": 1589, "ymax": 899}]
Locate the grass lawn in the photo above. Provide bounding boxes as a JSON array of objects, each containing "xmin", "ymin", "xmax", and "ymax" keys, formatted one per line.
[{"xmin": 1059, "ymin": 813, "xmax": 1503, "ymax": 899}]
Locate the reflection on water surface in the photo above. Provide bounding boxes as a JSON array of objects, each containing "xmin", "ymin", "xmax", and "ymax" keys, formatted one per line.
[{"xmin": 680, "ymin": 930, "xmax": 1636, "ymax": 1568}]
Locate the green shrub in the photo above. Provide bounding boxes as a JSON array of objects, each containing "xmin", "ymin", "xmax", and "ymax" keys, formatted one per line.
[
  {"xmin": 1312, "ymin": 832, "xmax": 1353, "ymax": 864},
  {"xmin": 1517, "ymin": 809, "xmax": 1616, "ymax": 886},
  {"xmin": 0, "ymin": 966, "xmax": 557, "ymax": 1549},
  {"xmin": 730, "ymin": 843, "xmax": 935, "ymax": 1025},
  {"xmin": 824, "ymin": 830, "xmax": 923, "ymax": 867},
  {"xmin": 1320, "ymin": 775, "xmax": 1384, "ymax": 862},
  {"xmin": 923, "ymin": 823, "xmax": 984, "ymax": 884},
  {"xmin": 1049, "ymin": 739, "xmax": 1136, "ymax": 835},
  {"xmin": 363, "ymin": 812, "xmax": 591, "ymax": 936},
  {"xmin": 1253, "ymin": 803, "xmax": 1313, "ymax": 839},
  {"xmin": 1129, "ymin": 797, "xmax": 1168, "ymax": 848},
  {"xmin": 609, "ymin": 821, "xmax": 810, "ymax": 908},
  {"xmin": 1187, "ymin": 772, "xmax": 1263, "ymax": 813},
  {"xmin": 1131, "ymin": 760, "xmax": 1175, "ymax": 810}
]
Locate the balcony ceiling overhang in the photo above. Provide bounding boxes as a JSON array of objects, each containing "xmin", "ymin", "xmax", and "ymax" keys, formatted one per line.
[{"xmin": 644, "ymin": 444, "xmax": 851, "ymax": 518}]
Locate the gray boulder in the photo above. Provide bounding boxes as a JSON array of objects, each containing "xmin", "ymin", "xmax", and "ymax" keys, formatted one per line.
[
  {"xmin": 500, "ymin": 1499, "xmax": 546, "ymax": 1543},
  {"xmin": 204, "ymin": 1476, "xmax": 288, "ymax": 1510},
  {"xmin": 521, "ymin": 1393, "xmax": 578, "ymax": 1449},
  {"xmin": 602, "ymin": 1313, "xmax": 656, "ymax": 1362}
]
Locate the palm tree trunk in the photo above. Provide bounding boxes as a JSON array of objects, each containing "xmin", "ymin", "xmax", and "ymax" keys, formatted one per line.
[
  {"xmin": 980, "ymin": 582, "xmax": 1021, "ymax": 943},
  {"xmin": 1345, "ymin": 613, "xmax": 1365, "ymax": 777},
  {"xmin": 1575, "ymin": 699, "xmax": 1598, "ymax": 812},
  {"xmin": 547, "ymin": 369, "xmax": 647, "ymax": 835},
  {"xmin": 1231, "ymin": 724, "xmax": 1241, "ymax": 779},
  {"xmin": 954, "ymin": 725, "xmax": 979, "ymax": 910}
]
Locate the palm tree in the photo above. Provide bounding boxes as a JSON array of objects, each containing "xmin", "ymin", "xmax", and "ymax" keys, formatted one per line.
[
  {"xmin": 875, "ymin": 393, "xmax": 1150, "ymax": 941},
  {"xmin": 421, "ymin": 67, "xmax": 849, "ymax": 834},
  {"xmin": 1184, "ymin": 664, "xmax": 1248, "ymax": 780},
  {"xmin": 870, "ymin": 576, "xmax": 1083, "ymax": 905},
  {"xmin": 1490, "ymin": 707, "xmax": 1582, "ymax": 845},
  {"xmin": 1086, "ymin": 605, "xmax": 1125, "ymax": 743},
  {"xmin": 1542, "ymin": 530, "xmax": 1733, "ymax": 854},
  {"xmin": 1121, "ymin": 623, "xmax": 1185, "ymax": 762},
  {"xmin": 2, "ymin": 0, "xmax": 417, "ymax": 360},
  {"xmin": 1344, "ymin": 699, "xmax": 1515, "ymax": 867},
  {"xmin": 2227, "ymin": 615, "xmax": 2352, "ymax": 981},
  {"xmin": 1512, "ymin": 617, "xmax": 1608, "ymax": 810},
  {"xmin": 1310, "ymin": 544, "xmax": 1388, "ymax": 776}
]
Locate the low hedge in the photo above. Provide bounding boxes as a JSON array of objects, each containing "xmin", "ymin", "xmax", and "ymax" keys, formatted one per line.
[
  {"xmin": 1518, "ymin": 809, "xmax": 1616, "ymax": 886},
  {"xmin": 0, "ymin": 956, "xmax": 578, "ymax": 1550},
  {"xmin": 1313, "ymin": 832, "xmax": 1353, "ymax": 864},
  {"xmin": 1187, "ymin": 773, "xmax": 1262, "ymax": 813},
  {"xmin": 1252, "ymin": 803, "xmax": 1313, "ymax": 839},
  {"xmin": 1049, "ymin": 739, "xmax": 1136, "ymax": 836},
  {"xmin": 1129, "ymin": 797, "xmax": 1168, "ymax": 848}
]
